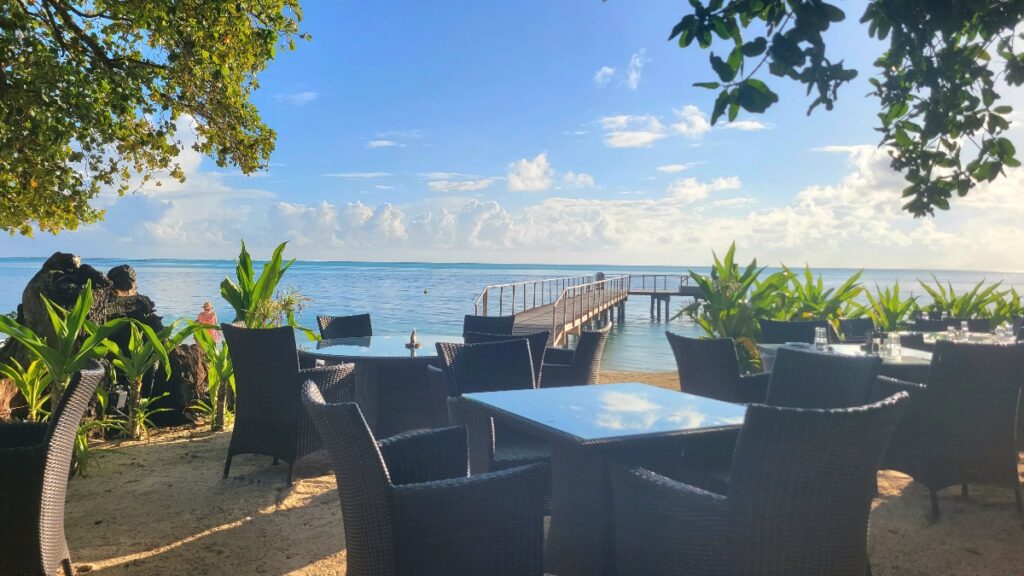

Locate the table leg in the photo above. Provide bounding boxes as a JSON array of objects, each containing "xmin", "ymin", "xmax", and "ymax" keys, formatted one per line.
[
  {"xmin": 353, "ymin": 362, "xmax": 379, "ymax": 433},
  {"xmin": 546, "ymin": 440, "xmax": 615, "ymax": 576}
]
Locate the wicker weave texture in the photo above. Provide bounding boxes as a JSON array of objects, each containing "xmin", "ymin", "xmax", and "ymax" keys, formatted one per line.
[
  {"xmin": 316, "ymin": 313, "xmax": 373, "ymax": 339},
  {"xmin": 541, "ymin": 323, "xmax": 611, "ymax": 388},
  {"xmin": 666, "ymin": 332, "xmax": 769, "ymax": 404}
]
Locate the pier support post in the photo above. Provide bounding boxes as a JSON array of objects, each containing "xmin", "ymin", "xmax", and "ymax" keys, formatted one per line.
[
  {"xmin": 618, "ymin": 302, "xmax": 625, "ymax": 325},
  {"xmin": 650, "ymin": 296, "xmax": 655, "ymax": 319}
]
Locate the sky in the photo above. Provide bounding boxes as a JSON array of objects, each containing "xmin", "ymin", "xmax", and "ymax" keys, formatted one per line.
[{"xmin": 2, "ymin": 0, "xmax": 1024, "ymax": 271}]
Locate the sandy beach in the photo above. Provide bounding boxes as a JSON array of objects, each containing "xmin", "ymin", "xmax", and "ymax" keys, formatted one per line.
[{"xmin": 64, "ymin": 371, "xmax": 1024, "ymax": 575}]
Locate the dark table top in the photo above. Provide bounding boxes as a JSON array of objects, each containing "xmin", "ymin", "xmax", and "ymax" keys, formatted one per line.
[
  {"xmin": 302, "ymin": 334, "xmax": 463, "ymax": 359},
  {"xmin": 462, "ymin": 382, "xmax": 747, "ymax": 446},
  {"xmin": 759, "ymin": 342, "xmax": 932, "ymax": 366}
]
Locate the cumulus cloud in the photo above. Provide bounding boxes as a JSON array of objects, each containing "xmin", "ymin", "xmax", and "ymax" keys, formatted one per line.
[
  {"xmin": 507, "ymin": 153, "xmax": 554, "ymax": 191},
  {"xmin": 666, "ymin": 176, "xmax": 741, "ymax": 203},
  {"xmin": 599, "ymin": 115, "xmax": 667, "ymax": 148},
  {"xmin": 274, "ymin": 91, "xmax": 319, "ymax": 106},
  {"xmin": 672, "ymin": 105, "xmax": 711, "ymax": 139},
  {"xmin": 626, "ymin": 51, "xmax": 645, "ymax": 90},
  {"xmin": 427, "ymin": 178, "xmax": 495, "ymax": 193},
  {"xmin": 594, "ymin": 66, "xmax": 615, "ymax": 85},
  {"xmin": 563, "ymin": 171, "xmax": 596, "ymax": 188}
]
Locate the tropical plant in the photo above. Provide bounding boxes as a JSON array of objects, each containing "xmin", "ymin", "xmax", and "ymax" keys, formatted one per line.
[
  {"xmin": 0, "ymin": 281, "xmax": 127, "ymax": 409},
  {"xmin": 191, "ymin": 324, "xmax": 235, "ymax": 431},
  {"xmin": 0, "ymin": 358, "xmax": 51, "ymax": 422},
  {"xmin": 918, "ymin": 276, "xmax": 1006, "ymax": 319},
  {"xmin": 680, "ymin": 243, "xmax": 790, "ymax": 371},
  {"xmin": 991, "ymin": 288, "xmax": 1022, "ymax": 327},
  {"xmin": 778, "ymin": 265, "xmax": 863, "ymax": 323},
  {"xmin": 861, "ymin": 282, "xmax": 919, "ymax": 332},
  {"xmin": 102, "ymin": 321, "xmax": 171, "ymax": 440},
  {"xmin": 220, "ymin": 240, "xmax": 316, "ymax": 339},
  {"xmin": 666, "ymin": 1, "xmax": 1023, "ymax": 216}
]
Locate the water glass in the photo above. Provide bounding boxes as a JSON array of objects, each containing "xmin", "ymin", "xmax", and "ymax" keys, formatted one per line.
[
  {"xmin": 946, "ymin": 325, "xmax": 957, "ymax": 341},
  {"xmin": 960, "ymin": 320, "xmax": 970, "ymax": 338},
  {"xmin": 887, "ymin": 333, "xmax": 902, "ymax": 359},
  {"xmin": 814, "ymin": 326, "xmax": 828, "ymax": 350}
]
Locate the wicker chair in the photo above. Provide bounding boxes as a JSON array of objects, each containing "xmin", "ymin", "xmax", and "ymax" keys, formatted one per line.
[
  {"xmin": 913, "ymin": 317, "xmax": 991, "ymax": 332},
  {"xmin": 839, "ymin": 317, "xmax": 875, "ymax": 343},
  {"xmin": 612, "ymin": 393, "xmax": 908, "ymax": 576},
  {"xmin": 665, "ymin": 332, "xmax": 769, "ymax": 404},
  {"xmin": 302, "ymin": 382, "xmax": 547, "ymax": 576},
  {"xmin": 874, "ymin": 341, "xmax": 1024, "ymax": 517},
  {"xmin": 222, "ymin": 324, "xmax": 356, "ymax": 485},
  {"xmin": 758, "ymin": 319, "xmax": 839, "ymax": 345},
  {"xmin": 463, "ymin": 330, "xmax": 549, "ymax": 386},
  {"xmin": 0, "ymin": 362, "xmax": 104, "ymax": 576},
  {"xmin": 541, "ymin": 322, "xmax": 612, "ymax": 387},
  {"xmin": 462, "ymin": 314, "xmax": 515, "ymax": 337},
  {"xmin": 900, "ymin": 332, "xmax": 932, "ymax": 352},
  {"xmin": 766, "ymin": 347, "xmax": 881, "ymax": 409},
  {"xmin": 316, "ymin": 313, "xmax": 373, "ymax": 339},
  {"xmin": 1012, "ymin": 315, "xmax": 1023, "ymax": 337}
]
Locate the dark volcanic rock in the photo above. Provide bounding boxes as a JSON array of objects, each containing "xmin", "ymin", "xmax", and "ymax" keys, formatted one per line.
[{"xmin": 146, "ymin": 344, "xmax": 208, "ymax": 426}]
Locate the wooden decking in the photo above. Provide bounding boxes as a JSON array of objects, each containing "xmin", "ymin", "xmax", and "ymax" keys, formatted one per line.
[{"xmin": 513, "ymin": 292, "xmax": 627, "ymax": 346}]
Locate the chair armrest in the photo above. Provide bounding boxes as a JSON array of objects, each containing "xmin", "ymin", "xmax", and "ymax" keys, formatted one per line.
[
  {"xmin": 544, "ymin": 347, "xmax": 575, "ymax": 365},
  {"xmin": 0, "ymin": 422, "xmax": 47, "ymax": 449},
  {"xmin": 539, "ymin": 363, "xmax": 576, "ymax": 388},
  {"xmin": 737, "ymin": 372, "xmax": 770, "ymax": 404},
  {"xmin": 611, "ymin": 465, "xmax": 727, "ymax": 575},
  {"xmin": 299, "ymin": 363, "xmax": 356, "ymax": 403},
  {"xmin": 447, "ymin": 397, "xmax": 495, "ymax": 474},
  {"xmin": 871, "ymin": 376, "xmax": 926, "ymax": 403},
  {"xmin": 378, "ymin": 426, "xmax": 469, "ymax": 484},
  {"xmin": 390, "ymin": 462, "xmax": 547, "ymax": 575}
]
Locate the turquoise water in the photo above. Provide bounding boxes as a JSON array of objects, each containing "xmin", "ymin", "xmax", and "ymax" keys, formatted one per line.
[{"xmin": 1, "ymin": 258, "xmax": 1022, "ymax": 371}]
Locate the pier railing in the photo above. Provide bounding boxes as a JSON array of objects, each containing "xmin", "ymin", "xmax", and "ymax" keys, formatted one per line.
[
  {"xmin": 473, "ymin": 275, "xmax": 596, "ymax": 316},
  {"xmin": 551, "ymin": 275, "xmax": 629, "ymax": 339},
  {"xmin": 628, "ymin": 274, "xmax": 691, "ymax": 293}
]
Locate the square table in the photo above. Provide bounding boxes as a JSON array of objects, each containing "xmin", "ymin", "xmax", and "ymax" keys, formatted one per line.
[
  {"xmin": 457, "ymin": 383, "xmax": 747, "ymax": 576},
  {"xmin": 759, "ymin": 342, "xmax": 933, "ymax": 383}
]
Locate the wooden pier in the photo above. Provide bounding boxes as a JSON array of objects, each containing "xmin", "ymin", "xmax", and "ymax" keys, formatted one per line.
[{"xmin": 473, "ymin": 273, "xmax": 703, "ymax": 347}]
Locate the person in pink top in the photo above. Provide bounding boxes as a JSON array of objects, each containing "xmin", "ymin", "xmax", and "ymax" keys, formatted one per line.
[{"xmin": 197, "ymin": 301, "xmax": 220, "ymax": 342}]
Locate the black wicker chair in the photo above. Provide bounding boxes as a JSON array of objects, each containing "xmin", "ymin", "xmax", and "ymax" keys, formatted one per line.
[
  {"xmin": 1012, "ymin": 315, "xmax": 1023, "ymax": 338},
  {"xmin": 436, "ymin": 339, "xmax": 548, "ymax": 474},
  {"xmin": 316, "ymin": 313, "xmax": 373, "ymax": 339},
  {"xmin": 766, "ymin": 347, "xmax": 881, "ymax": 409},
  {"xmin": 541, "ymin": 322, "xmax": 612, "ymax": 388},
  {"xmin": 464, "ymin": 330, "xmax": 549, "ymax": 386},
  {"xmin": 0, "ymin": 362, "xmax": 104, "ymax": 576},
  {"xmin": 874, "ymin": 341, "xmax": 1024, "ymax": 517},
  {"xmin": 665, "ymin": 332, "xmax": 769, "ymax": 404},
  {"xmin": 612, "ymin": 393, "xmax": 908, "ymax": 576},
  {"xmin": 913, "ymin": 317, "xmax": 991, "ymax": 332},
  {"xmin": 900, "ymin": 332, "xmax": 932, "ymax": 352},
  {"xmin": 302, "ymin": 382, "xmax": 547, "ymax": 576},
  {"xmin": 839, "ymin": 317, "xmax": 875, "ymax": 343},
  {"xmin": 222, "ymin": 324, "xmax": 356, "ymax": 485},
  {"xmin": 462, "ymin": 314, "xmax": 515, "ymax": 337},
  {"xmin": 758, "ymin": 319, "xmax": 840, "ymax": 344}
]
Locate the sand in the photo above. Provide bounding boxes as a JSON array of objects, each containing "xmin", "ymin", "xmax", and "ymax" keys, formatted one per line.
[{"xmin": 64, "ymin": 371, "xmax": 1024, "ymax": 575}]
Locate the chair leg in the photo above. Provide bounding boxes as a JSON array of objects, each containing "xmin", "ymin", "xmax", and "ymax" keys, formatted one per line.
[
  {"xmin": 222, "ymin": 455, "xmax": 233, "ymax": 479},
  {"xmin": 961, "ymin": 482, "xmax": 969, "ymax": 498},
  {"xmin": 1015, "ymin": 485, "xmax": 1023, "ymax": 514},
  {"xmin": 272, "ymin": 456, "xmax": 279, "ymax": 465},
  {"xmin": 930, "ymin": 489, "xmax": 941, "ymax": 519},
  {"xmin": 62, "ymin": 558, "xmax": 73, "ymax": 576},
  {"xmin": 287, "ymin": 462, "xmax": 294, "ymax": 486}
]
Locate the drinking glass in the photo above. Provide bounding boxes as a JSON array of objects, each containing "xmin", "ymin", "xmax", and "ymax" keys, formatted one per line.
[
  {"xmin": 946, "ymin": 325, "xmax": 957, "ymax": 341},
  {"xmin": 814, "ymin": 326, "xmax": 827, "ymax": 350},
  {"xmin": 961, "ymin": 320, "xmax": 970, "ymax": 339},
  {"xmin": 888, "ymin": 332, "xmax": 902, "ymax": 359}
]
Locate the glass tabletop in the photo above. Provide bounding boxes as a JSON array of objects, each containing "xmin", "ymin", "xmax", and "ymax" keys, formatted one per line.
[
  {"xmin": 302, "ymin": 333, "xmax": 463, "ymax": 358},
  {"xmin": 462, "ymin": 382, "xmax": 747, "ymax": 445},
  {"xmin": 828, "ymin": 343, "xmax": 932, "ymax": 363}
]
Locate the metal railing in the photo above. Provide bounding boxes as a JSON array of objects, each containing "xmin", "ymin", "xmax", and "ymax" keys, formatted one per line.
[
  {"xmin": 551, "ymin": 275, "xmax": 629, "ymax": 342},
  {"xmin": 628, "ymin": 274, "xmax": 690, "ymax": 293},
  {"xmin": 473, "ymin": 275, "xmax": 596, "ymax": 316}
]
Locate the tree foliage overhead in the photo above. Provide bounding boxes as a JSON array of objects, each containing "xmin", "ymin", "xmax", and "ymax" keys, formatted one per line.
[
  {"xmin": 667, "ymin": 0, "xmax": 1024, "ymax": 216},
  {"xmin": 0, "ymin": 0, "xmax": 307, "ymax": 236}
]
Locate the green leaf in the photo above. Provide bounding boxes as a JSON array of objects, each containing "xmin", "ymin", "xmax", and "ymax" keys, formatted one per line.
[{"xmin": 710, "ymin": 53, "xmax": 736, "ymax": 82}]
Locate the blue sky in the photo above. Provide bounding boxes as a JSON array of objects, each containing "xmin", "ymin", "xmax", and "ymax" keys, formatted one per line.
[{"xmin": 2, "ymin": 0, "xmax": 1024, "ymax": 270}]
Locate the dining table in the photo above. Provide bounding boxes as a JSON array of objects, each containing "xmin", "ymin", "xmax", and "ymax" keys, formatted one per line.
[
  {"xmin": 299, "ymin": 333, "xmax": 463, "ymax": 437},
  {"xmin": 759, "ymin": 342, "xmax": 933, "ymax": 382},
  {"xmin": 455, "ymin": 382, "xmax": 748, "ymax": 576}
]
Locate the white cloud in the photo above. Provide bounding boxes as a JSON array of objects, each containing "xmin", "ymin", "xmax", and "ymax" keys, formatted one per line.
[
  {"xmin": 626, "ymin": 51, "xmax": 646, "ymax": 91},
  {"xmin": 507, "ymin": 153, "xmax": 554, "ymax": 191},
  {"xmin": 427, "ymin": 178, "xmax": 495, "ymax": 193},
  {"xmin": 274, "ymin": 91, "xmax": 319, "ymax": 106},
  {"xmin": 666, "ymin": 176, "xmax": 741, "ymax": 203},
  {"xmin": 599, "ymin": 115, "xmax": 667, "ymax": 148},
  {"xmin": 672, "ymin": 105, "xmax": 711, "ymax": 139},
  {"xmin": 656, "ymin": 163, "xmax": 701, "ymax": 174},
  {"xmin": 374, "ymin": 184, "xmax": 396, "ymax": 190},
  {"xmin": 367, "ymin": 139, "xmax": 403, "ymax": 148},
  {"xmin": 723, "ymin": 120, "xmax": 773, "ymax": 131},
  {"xmin": 563, "ymin": 171, "xmax": 596, "ymax": 188},
  {"xmin": 594, "ymin": 66, "xmax": 615, "ymax": 85},
  {"xmin": 323, "ymin": 172, "xmax": 392, "ymax": 179}
]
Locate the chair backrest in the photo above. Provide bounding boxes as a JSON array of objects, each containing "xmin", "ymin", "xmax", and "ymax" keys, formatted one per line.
[
  {"xmin": 571, "ymin": 323, "xmax": 612, "ymax": 385},
  {"xmin": 838, "ymin": 317, "xmax": 874, "ymax": 343},
  {"xmin": 316, "ymin": 313, "xmax": 373, "ymax": 339},
  {"xmin": 665, "ymin": 332, "xmax": 742, "ymax": 401},
  {"xmin": 758, "ymin": 319, "xmax": 837, "ymax": 345},
  {"xmin": 900, "ymin": 332, "xmax": 932, "ymax": 352},
  {"xmin": 462, "ymin": 314, "xmax": 515, "ymax": 337},
  {"xmin": 463, "ymin": 330, "xmax": 549, "ymax": 384},
  {"xmin": 222, "ymin": 324, "xmax": 302, "ymax": 455},
  {"xmin": 40, "ymin": 362, "xmax": 105, "ymax": 573},
  {"xmin": 435, "ymin": 339, "xmax": 535, "ymax": 396},
  {"xmin": 1012, "ymin": 315, "xmax": 1023, "ymax": 337},
  {"xmin": 302, "ymin": 382, "xmax": 396, "ymax": 576},
  {"xmin": 920, "ymin": 341, "xmax": 1024, "ymax": 466},
  {"xmin": 914, "ymin": 317, "xmax": 991, "ymax": 332},
  {"xmin": 728, "ymin": 394, "xmax": 908, "ymax": 576},
  {"xmin": 766, "ymin": 347, "xmax": 881, "ymax": 409}
]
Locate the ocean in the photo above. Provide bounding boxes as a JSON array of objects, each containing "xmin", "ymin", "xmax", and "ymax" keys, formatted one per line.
[{"xmin": 2, "ymin": 257, "xmax": 1022, "ymax": 372}]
